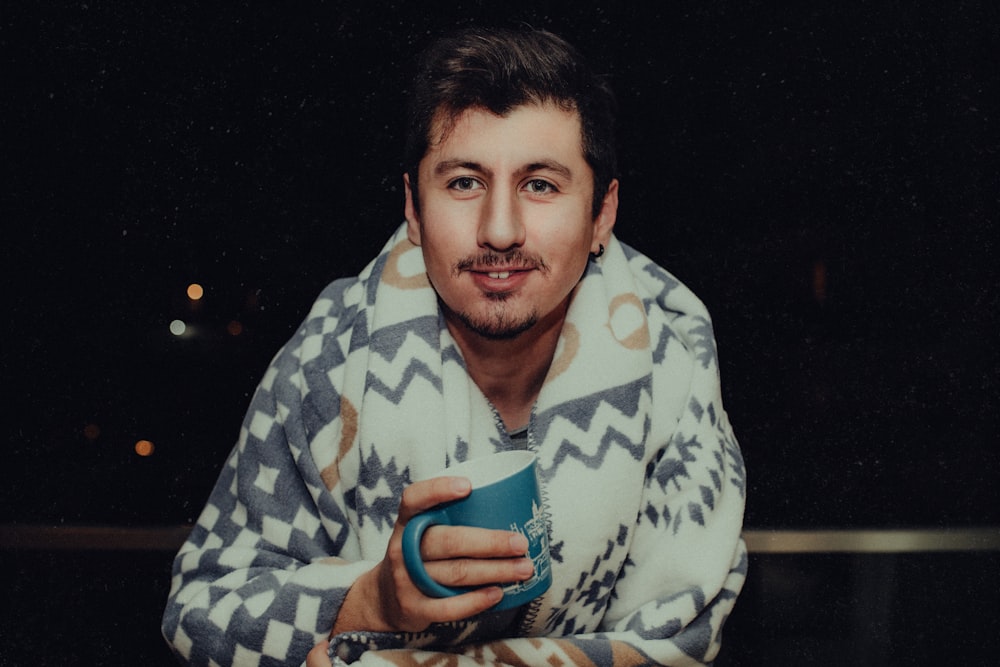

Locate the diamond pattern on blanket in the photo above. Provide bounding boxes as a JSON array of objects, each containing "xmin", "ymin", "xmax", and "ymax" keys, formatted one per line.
[
  {"xmin": 171, "ymin": 623, "xmax": 194, "ymax": 660},
  {"xmin": 163, "ymin": 226, "xmax": 746, "ymax": 667},
  {"xmin": 294, "ymin": 593, "xmax": 322, "ymax": 634},
  {"xmin": 253, "ymin": 463, "xmax": 281, "ymax": 495},
  {"xmin": 243, "ymin": 589, "xmax": 275, "ymax": 618},
  {"xmin": 249, "ymin": 410, "xmax": 276, "ymax": 442},
  {"xmin": 232, "ymin": 644, "xmax": 262, "ymax": 666},
  {"xmin": 207, "ymin": 592, "xmax": 240, "ymax": 632},
  {"xmin": 262, "ymin": 515, "xmax": 293, "ymax": 550},
  {"xmin": 292, "ymin": 505, "xmax": 322, "ymax": 539}
]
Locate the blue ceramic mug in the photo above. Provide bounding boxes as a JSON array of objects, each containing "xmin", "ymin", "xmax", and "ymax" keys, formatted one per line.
[{"xmin": 401, "ymin": 450, "xmax": 552, "ymax": 611}]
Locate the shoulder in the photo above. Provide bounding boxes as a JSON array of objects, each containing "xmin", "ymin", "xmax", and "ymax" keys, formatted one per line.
[
  {"xmin": 617, "ymin": 240, "xmax": 720, "ymax": 371},
  {"xmin": 265, "ymin": 224, "xmax": 417, "ymax": 386},
  {"xmin": 254, "ymin": 275, "xmax": 365, "ymax": 399}
]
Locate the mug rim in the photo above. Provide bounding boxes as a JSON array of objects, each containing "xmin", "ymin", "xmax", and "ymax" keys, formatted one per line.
[{"xmin": 430, "ymin": 450, "xmax": 536, "ymax": 489}]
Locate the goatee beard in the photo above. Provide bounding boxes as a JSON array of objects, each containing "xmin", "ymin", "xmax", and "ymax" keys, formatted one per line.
[
  {"xmin": 450, "ymin": 299, "xmax": 539, "ymax": 340},
  {"xmin": 446, "ymin": 249, "xmax": 546, "ymax": 339}
]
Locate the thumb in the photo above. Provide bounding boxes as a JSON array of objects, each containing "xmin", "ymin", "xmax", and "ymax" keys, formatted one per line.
[{"xmin": 306, "ymin": 639, "xmax": 333, "ymax": 667}]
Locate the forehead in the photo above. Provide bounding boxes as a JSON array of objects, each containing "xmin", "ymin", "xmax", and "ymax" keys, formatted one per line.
[{"xmin": 424, "ymin": 103, "xmax": 586, "ymax": 165}]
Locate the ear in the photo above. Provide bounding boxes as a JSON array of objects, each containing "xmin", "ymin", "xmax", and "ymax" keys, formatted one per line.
[
  {"xmin": 404, "ymin": 173, "xmax": 422, "ymax": 246},
  {"xmin": 591, "ymin": 178, "xmax": 619, "ymax": 254}
]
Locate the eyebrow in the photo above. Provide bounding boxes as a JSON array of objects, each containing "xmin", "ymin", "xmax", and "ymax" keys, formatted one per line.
[
  {"xmin": 524, "ymin": 160, "xmax": 574, "ymax": 181},
  {"xmin": 434, "ymin": 159, "xmax": 488, "ymax": 177},
  {"xmin": 432, "ymin": 159, "xmax": 575, "ymax": 181}
]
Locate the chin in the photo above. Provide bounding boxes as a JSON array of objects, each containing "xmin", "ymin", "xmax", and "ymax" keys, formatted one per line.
[{"xmin": 456, "ymin": 309, "xmax": 539, "ymax": 341}]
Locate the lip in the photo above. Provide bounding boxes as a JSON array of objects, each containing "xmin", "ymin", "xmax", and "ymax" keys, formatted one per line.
[{"xmin": 469, "ymin": 267, "xmax": 533, "ymax": 292}]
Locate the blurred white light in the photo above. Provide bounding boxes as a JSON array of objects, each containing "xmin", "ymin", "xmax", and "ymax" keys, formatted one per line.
[{"xmin": 169, "ymin": 319, "xmax": 187, "ymax": 336}]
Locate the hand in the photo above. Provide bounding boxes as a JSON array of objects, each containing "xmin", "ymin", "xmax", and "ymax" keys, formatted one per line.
[
  {"xmin": 331, "ymin": 475, "xmax": 534, "ymax": 635},
  {"xmin": 306, "ymin": 640, "xmax": 333, "ymax": 667}
]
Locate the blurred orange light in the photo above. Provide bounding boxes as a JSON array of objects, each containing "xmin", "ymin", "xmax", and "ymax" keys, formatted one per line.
[
  {"xmin": 187, "ymin": 283, "xmax": 204, "ymax": 300},
  {"xmin": 83, "ymin": 423, "xmax": 101, "ymax": 441},
  {"xmin": 135, "ymin": 439, "xmax": 155, "ymax": 457},
  {"xmin": 227, "ymin": 320, "xmax": 243, "ymax": 336}
]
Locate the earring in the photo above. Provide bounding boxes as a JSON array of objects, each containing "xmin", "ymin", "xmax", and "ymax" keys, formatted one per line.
[{"xmin": 591, "ymin": 243, "xmax": 605, "ymax": 259}]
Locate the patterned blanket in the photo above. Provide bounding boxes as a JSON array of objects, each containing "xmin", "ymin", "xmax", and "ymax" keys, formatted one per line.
[{"xmin": 162, "ymin": 223, "xmax": 747, "ymax": 666}]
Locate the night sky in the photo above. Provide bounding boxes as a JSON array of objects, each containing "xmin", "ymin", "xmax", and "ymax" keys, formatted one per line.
[{"xmin": 4, "ymin": 2, "xmax": 998, "ymax": 529}]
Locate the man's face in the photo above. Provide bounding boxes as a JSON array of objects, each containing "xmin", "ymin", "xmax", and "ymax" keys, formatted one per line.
[{"xmin": 405, "ymin": 103, "xmax": 617, "ymax": 341}]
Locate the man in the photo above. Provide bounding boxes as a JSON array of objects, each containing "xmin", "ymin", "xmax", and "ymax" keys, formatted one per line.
[{"xmin": 163, "ymin": 27, "xmax": 746, "ymax": 667}]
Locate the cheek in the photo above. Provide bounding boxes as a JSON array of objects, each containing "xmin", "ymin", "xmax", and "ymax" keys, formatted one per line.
[
  {"xmin": 419, "ymin": 235, "xmax": 462, "ymax": 288},
  {"xmin": 539, "ymin": 223, "xmax": 593, "ymax": 263}
]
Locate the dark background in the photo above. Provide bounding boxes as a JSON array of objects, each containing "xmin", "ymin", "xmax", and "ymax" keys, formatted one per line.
[{"xmin": 2, "ymin": 1, "xmax": 998, "ymax": 664}]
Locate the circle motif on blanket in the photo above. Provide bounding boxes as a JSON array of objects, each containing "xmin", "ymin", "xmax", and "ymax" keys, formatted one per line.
[
  {"xmin": 383, "ymin": 239, "xmax": 432, "ymax": 290},
  {"xmin": 607, "ymin": 293, "xmax": 649, "ymax": 350},
  {"xmin": 320, "ymin": 397, "xmax": 358, "ymax": 490},
  {"xmin": 544, "ymin": 322, "xmax": 579, "ymax": 382}
]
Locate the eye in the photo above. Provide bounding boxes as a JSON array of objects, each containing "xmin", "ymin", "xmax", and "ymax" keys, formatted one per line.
[
  {"xmin": 448, "ymin": 176, "xmax": 484, "ymax": 192},
  {"xmin": 524, "ymin": 179, "xmax": 557, "ymax": 195}
]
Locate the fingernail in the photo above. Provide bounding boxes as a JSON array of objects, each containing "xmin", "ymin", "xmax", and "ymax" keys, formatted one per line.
[
  {"xmin": 510, "ymin": 533, "xmax": 529, "ymax": 553},
  {"xmin": 451, "ymin": 477, "xmax": 471, "ymax": 494},
  {"xmin": 486, "ymin": 586, "xmax": 504, "ymax": 603},
  {"xmin": 514, "ymin": 558, "xmax": 534, "ymax": 577}
]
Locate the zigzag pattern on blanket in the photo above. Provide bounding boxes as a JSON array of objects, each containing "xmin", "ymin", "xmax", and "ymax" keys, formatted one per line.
[
  {"xmin": 533, "ymin": 379, "xmax": 652, "ymax": 475},
  {"xmin": 329, "ymin": 227, "xmax": 742, "ymax": 647},
  {"xmin": 162, "ymin": 223, "xmax": 746, "ymax": 666}
]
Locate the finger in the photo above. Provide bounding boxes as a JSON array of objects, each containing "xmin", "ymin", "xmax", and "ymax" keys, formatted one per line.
[
  {"xmin": 420, "ymin": 526, "xmax": 529, "ymax": 561},
  {"xmin": 397, "ymin": 476, "xmax": 471, "ymax": 523},
  {"xmin": 306, "ymin": 640, "xmax": 333, "ymax": 667},
  {"xmin": 423, "ymin": 556, "xmax": 535, "ymax": 589},
  {"xmin": 425, "ymin": 585, "xmax": 506, "ymax": 621},
  {"xmin": 383, "ymin": 560, "xmax": 508, "ymax": 632}
]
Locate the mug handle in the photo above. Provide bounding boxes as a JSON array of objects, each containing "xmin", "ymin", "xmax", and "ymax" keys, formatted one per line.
[{"xmin": 401, "ymin": 509, "xmax": 468, "ymax": 598}]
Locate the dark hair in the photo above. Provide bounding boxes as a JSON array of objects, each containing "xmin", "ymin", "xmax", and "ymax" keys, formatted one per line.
[{"xmin": 404, "ymin": 27, "xmax": 618, "ymax": 218}]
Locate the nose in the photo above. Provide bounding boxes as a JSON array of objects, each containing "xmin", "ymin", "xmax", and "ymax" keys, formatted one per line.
[{"xmin": 477, "ymin": 189, "xmax": 525, "ymax": 252}]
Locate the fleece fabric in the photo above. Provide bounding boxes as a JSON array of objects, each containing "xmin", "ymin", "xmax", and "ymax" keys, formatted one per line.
[{"xmin": 162, "ymin": 223, "xmax": 747, "ymax": 666}]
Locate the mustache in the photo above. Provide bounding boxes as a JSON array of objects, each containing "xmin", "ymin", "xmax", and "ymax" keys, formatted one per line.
[{"xmin": 454, "ymin": 250, "xmax": 548, "ymax": 273}]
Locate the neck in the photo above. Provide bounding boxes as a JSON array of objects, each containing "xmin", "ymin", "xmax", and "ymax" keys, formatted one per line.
[{"xmin": 446, "ymin": 302, "xmax": 568, "ymax": 432}]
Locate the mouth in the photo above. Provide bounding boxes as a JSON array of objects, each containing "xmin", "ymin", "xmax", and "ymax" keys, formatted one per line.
[
  {"xmin": 456, "ymin": 251, "xmax": 546, "ymax": 292},
  {"xmin": 484, "ymin": 270, "xmax": 516, "ymax": 280},
  {"xmin": 457, "ymin": 251, "xmax": 544, "ymax": 276},
  {"xmin": 467, "ymin": 266, "xmax": 533, "ymax": 293},
  {"xmin": 474, "ymin": 267, "xmax": 530, "ymax": 280}
]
